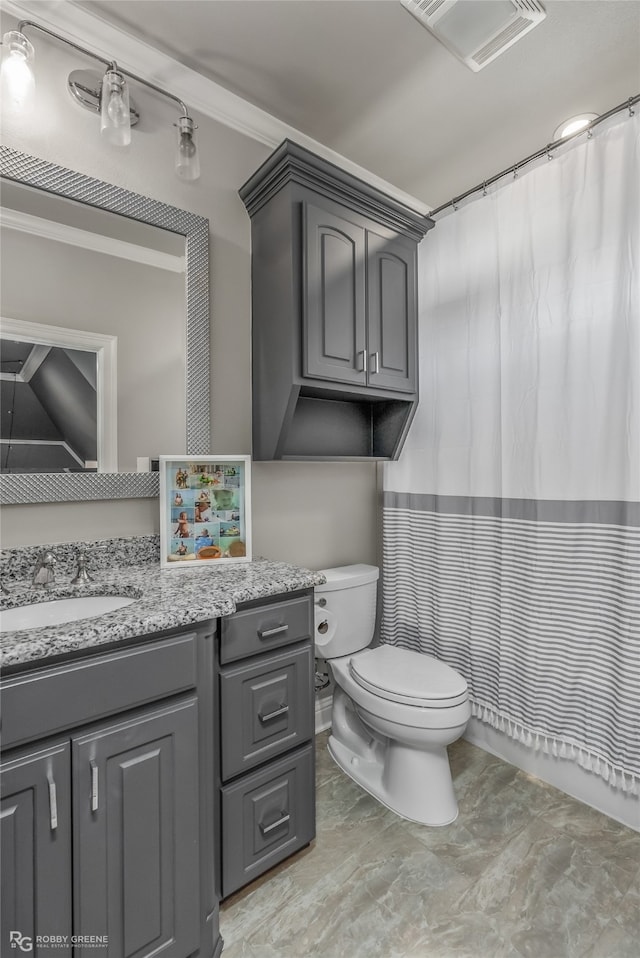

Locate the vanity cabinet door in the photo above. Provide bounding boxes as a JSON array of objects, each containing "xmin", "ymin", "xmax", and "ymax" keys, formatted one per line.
[
  {"xmin": 303, "ymin": 201, "xmax": 368, "ymax": 388},
  {"xmin": 1, "ymin": 743, "xmax": 72, "ymax": 956},
  {"xmin": 72, "ymin": 698, "xmax": 200, "ymax": 958}
]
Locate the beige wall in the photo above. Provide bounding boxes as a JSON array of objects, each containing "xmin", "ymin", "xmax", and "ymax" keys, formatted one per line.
[{"xmin": 0, "ymin": 14, "xmax": 379, "ymax": 571}]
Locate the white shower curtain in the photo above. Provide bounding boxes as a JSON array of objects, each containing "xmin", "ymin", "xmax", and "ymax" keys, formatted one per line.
[{"xmin": 382, "ymin": 111, "xmax": 640, "ymax": 793}]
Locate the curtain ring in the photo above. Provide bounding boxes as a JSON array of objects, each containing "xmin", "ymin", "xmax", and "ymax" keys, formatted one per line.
[
  {"xmin": 587, "ymin": 128, "xmax": 593, "ymax": 139},
  {"xmin": 629, "ymin": 97, "xmax": 635, "ymax": 117},
  {"xmin": 482, "ymin": 181, "xmax": 488, "ymax": 196},
  {"xmin": 546, "ymin": 145, "xmax": 553, "ymax": 161},
  {"xmin": 513, "ymin": 166, "xmax": 518, "ymax": 179},
  {"xmin": 452, "ymin": 198, "xmax": 459, "ymax": 211}
]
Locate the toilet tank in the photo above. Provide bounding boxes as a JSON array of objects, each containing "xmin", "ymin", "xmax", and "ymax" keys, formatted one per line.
[{"xmin": 314, "ymin": 564, "xmax": 379, "ymax": 659}]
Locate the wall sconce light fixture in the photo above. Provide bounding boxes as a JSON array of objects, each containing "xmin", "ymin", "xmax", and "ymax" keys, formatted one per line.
[{"xmin": 0, "ymin": 19, "xmax": 200, "ymax": 181}]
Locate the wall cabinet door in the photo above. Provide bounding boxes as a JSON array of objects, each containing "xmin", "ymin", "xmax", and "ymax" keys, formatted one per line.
[
  {"xmin": 303, "ymin": 202, "xmax": 368, "ymax": 387},
  {"xmin": 367, "ymin": 230, "xmax": 417, "ymax": 394},
  {"xmin": 72, "ymin": 698, "xmax": 200, "ymax": 958},
  {"xmin": 303, "ymin": 203, "xmax": 417, "ymax": 395},
  {"xmin": 1, "ymin": 743, "xmax": 72, "ymax": 956}
]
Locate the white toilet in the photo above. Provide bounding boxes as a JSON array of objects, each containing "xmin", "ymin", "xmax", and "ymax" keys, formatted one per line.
[{"xmin": 315, "ymin": 564, "xmax": 470, "ymax": 826}]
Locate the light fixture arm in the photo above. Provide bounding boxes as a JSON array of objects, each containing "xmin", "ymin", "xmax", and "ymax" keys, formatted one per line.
[{"xmin": 16, "ymin": 19, "xmax": 190, "ymax": 118}]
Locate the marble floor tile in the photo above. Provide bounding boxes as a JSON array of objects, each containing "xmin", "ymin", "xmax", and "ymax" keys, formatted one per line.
[{"xmin": 220, "ymin": 732, "xmax": 640, "ymax": 958}]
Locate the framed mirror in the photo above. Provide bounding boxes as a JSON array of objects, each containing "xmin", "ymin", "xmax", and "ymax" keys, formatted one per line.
[{"xmin": 0, "ymin": 146, "xmax": 209, "ymax": 504}]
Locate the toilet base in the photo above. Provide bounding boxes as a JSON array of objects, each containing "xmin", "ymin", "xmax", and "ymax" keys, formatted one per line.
[{"xmin": 327, "ymin": 732, "xmax": 459, "ymax": 827}]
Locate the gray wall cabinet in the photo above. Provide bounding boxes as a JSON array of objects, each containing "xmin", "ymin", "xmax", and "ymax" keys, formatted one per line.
[
  {"xmin": 240, "ymin": 140, "xmax": 434, "ymax": 461},
  {"xmin": 218, "ymin": 590, "xmax": 316, "ymax": 897},
  {"xmin": 1, "ymin": 625, "xmax": 221, "ymax": 958}
]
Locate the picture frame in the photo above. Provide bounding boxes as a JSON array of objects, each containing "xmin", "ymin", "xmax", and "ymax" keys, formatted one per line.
[{"xmin": 159, "ymin": 455, "xmax": 252, "ymax": 569}]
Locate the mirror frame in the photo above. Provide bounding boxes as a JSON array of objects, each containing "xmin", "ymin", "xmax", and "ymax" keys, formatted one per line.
[{"xmin": 0, "ymin": 146, "xmax": 210, "ymax": 504}]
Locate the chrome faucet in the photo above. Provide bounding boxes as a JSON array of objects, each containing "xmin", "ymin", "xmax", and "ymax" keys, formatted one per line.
[
  {"xmin": 71, "ymin": 551, "xmax": 94, "ymax": 585},
  {"xmin": 32, "ymin": 551, "xmax": 57, "ymax": 588}
]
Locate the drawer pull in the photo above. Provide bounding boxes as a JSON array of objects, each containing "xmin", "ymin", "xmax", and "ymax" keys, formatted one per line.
[
  {"xmin": 372, "ymin": 351, "xmax": 380, "ymax": 374},
  {"xmin": 90, "ymin": 760, "xmax": 99, "ymax": 812},
  {"xmin": 260, "ymin": 812, "xmax": 290, "ymax": 835},
  {"xmin": 258, "ymin": 624, "xmax": 289, "ymax": 640},
  {"xmin": 47, "ymin": 775, "xmax": 58, "ymax": 831},
  {"xmin": 258, "ymin": 704, "xmax": 289, "ymax": 723}
]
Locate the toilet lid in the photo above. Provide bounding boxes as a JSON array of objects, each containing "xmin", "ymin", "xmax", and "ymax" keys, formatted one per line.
[{"xmin": 349, "ymin": 645, "xmax": 468, "ymax": 707}]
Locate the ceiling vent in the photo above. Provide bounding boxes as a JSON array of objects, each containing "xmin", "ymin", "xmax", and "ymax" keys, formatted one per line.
[{"xmin": 400, "ymin": 0, "xmax": 546, "ymax": 71}]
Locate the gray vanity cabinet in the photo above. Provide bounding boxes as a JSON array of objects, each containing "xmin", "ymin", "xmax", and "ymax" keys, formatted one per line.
[
  {"xmin": 0, "ymin": 624, "xmax": 221, "ymax": 958},
  {"xmin": 1, "ymin": 743, "xmax": 72, "ymax": 954},
  {"xmin": 239, "ymin": 139, "xmax": 434, "ymax": 461},
  {"xmin": 218, "ymin": 591, "xmax": 315, "ymax": 897}
]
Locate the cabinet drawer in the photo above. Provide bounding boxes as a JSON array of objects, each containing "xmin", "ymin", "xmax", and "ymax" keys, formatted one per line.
[
  {"xmin": 220, "ymin": 594, "xmax": 312, "ymax": 664},
  {"xmin": 220, "ymin": 644, "xmax": 313, "ymax": 780},
  {"xmin": 1, "ymin": 632, "xmax": 199, "ymax": 750},
  {"xmin": 221, "ymin": 743, "xmax": 314, "ymax": 897}
]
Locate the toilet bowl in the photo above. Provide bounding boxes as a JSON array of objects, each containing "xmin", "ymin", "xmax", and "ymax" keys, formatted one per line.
[{"xmin": 315, "ymin": 565, "xmax": 470, "ymax": 826}]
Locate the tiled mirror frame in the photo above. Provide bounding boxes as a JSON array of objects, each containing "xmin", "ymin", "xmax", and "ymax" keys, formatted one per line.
[{"xmin": 0, "ymin": 146, "xmax": 210, "ymax": 504}]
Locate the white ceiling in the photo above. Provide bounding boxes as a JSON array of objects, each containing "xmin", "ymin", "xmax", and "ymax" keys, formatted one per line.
[{"xmin": 76, "ymin": 0, "xmax": 640, "ymax": 207}]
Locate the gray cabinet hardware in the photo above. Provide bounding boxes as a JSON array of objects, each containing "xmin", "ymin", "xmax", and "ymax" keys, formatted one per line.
[
  {"xmin": 90, "ymin": 760, "xmax": 99, "ymax": 812},
  {"xmin": 259, "ymin": 704, "xmax": 289, "ymax": 723},
  {"xmin": 372, "ymin": 351, "xmax": 380, "ymax": 374},
  {"xmin": 47, "ymin": 774, "xmax": 58, "ymax": 830},
  {"xmin": 258, "ymin": 624, "xmax": 289, "ymax": 640},
  {"xmin": 358, "ymin": 349, "xmax": 368, "ymax": 372},
  {"xmin": 260, "ymin": 813, "xmax": 290, "ymax": 835}
]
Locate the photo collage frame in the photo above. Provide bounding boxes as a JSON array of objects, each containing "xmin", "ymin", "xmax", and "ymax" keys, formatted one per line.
[{"xmin": 159, "ymin": 456, "xmax": 251, "ymax": 568}]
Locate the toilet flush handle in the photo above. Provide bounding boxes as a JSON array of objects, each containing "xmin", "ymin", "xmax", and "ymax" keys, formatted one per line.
[{"xmin": 317, "ymin": 619, "xmax": 329, "ymax": 635}]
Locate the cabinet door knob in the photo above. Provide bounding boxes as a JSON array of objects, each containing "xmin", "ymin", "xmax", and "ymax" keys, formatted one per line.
[
  {"xmin": 258, "ymin": 704, "xmax": 289, "ymax": 723},
  {"xmin": 47, "ymin": 774, "xmax": 58, "ymax": 831},
  {"xmin": 260, "ymin": 812, "xmax": 290, "ymax": 835},
  {"xmin": 258, "ymin": 624, "xmax": 289, "ymax": 640},
  {"xmin": 90, "ymin": 760, "xmax": 99, "ymax": 812}
]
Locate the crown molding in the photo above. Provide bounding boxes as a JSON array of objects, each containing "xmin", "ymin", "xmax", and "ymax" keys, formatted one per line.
[{"xmin": 0, "ymin": 0, "xmax": 432, "ymax": 214}]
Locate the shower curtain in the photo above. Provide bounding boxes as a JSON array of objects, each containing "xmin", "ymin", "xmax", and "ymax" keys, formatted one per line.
[{"xmin": 382, "ymin": 111, "xmax": 640, "ymax": 795}]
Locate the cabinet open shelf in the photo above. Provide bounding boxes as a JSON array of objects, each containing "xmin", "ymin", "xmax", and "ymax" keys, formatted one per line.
[{"xmin": 278, "ymin": 390, "xmax": 417, "ymax": 460}]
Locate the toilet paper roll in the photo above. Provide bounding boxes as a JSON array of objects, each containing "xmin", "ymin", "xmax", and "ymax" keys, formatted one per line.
[{"xmin": 314, "ymin": 606, "xmax": 337, "ymax": 653}]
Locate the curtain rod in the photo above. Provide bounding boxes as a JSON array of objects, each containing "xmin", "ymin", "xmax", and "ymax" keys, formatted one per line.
[{"xmin": 430, "ymin": 93, "xmax": 639, "ymax": 218}]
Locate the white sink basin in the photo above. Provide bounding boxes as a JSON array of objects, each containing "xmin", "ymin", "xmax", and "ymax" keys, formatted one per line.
[{"xmin": 1, "ymin": 595, "xmax": 136, "ymax": 631}]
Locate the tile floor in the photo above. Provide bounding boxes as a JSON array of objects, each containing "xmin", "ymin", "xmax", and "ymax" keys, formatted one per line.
[{"xmin": 220, "ymin": 732, "xmax": 640, "ymax": 958}]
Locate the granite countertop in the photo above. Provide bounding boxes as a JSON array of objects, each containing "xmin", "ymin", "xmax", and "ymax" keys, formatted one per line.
[{"xmin": 0, "ymin": 558, "xmax": 326, "ymax": 671}]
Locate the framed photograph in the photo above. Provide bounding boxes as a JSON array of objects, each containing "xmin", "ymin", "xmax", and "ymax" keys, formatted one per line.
[{"xmin": 159, "ymin": 456, "xmax": 252, "ymax": 568}]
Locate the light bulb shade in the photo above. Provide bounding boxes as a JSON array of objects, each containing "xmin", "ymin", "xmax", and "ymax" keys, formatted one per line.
[
  {"xmin": 1, "ymin": 30, "xmax": 35, "ymax": 115},
  {"xmin": 175, "ymin": 115, "xmax": 200, "ymax": 181},
  {"xmin": 100, "ymin": 69, "xmax": 131, "ymax": 146}
]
